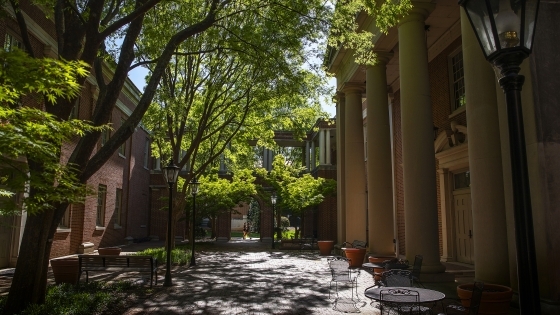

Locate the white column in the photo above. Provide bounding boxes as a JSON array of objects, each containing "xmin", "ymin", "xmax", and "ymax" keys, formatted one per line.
[
  {"xmin": 398, "ymin": 2, "xmax": 445, "ymax": 273},
  {"xmin": 319, "ymin": 129, "xmax": 326, "ymax": 165},
  {"xmin": 336, "ymin": 93, "xmax": 347, "ymax": 244},
  {"xmin": 461, "ymin": 8, "xmax": 510, "ymax": 285},
  {"xmin": 342, "ymin": 84, "xmax": 367, "ymax": 242},
  {"xmin": 326, "ymin": 129, "xmax": 332, "ymax": 165},
  {"xmin": 305, "ymin": 141, "xmax": 310, "ymax": 171},
  {"xmin": 366, "ymin": 52, "xmax": 395, "ymax": 256},
  {"xmin": 311, "ymin": 141, "xmax": 316, "ymax": 169}
]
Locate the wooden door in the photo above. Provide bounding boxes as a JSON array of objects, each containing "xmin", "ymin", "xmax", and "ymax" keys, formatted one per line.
[{"xmin": 454, "ymin": 192, "xmax": 474, "ymax": 264}]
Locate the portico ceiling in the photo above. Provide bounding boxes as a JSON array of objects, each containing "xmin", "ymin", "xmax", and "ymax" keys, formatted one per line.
[{"xmin": 328, "ymin": 0, "xmax": 461, "ymax": 93}]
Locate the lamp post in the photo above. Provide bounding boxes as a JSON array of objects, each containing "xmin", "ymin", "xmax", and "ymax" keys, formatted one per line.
[
  {"xmin": 458, "ymin": 0, "xmax": 541, "ymax": 313},
  {"xmin": 190, "ymin": 176, "xmax": 200, "ymax": 266},
  {"xmin": 270, "ymin": 192, "xmax": 277, "ymax": 249},
  {"xmin": 162, "ymin": 159, "xmax": 180, "ymax": 287}
]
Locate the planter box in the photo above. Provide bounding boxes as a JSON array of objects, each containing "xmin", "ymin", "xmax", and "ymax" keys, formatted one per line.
[
  {"xmin": 50, "ymin": 257, "xmax": 79, "ymax": 285},
  {"xmin": 457, "ymin": 283, "xmax": 513, "ymax": 315},
  {"xmin": 98, "ymin": 247, "xmax": 122, "ymax": 255}
]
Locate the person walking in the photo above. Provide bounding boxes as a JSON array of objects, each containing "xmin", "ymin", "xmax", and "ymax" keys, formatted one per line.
[{"xmin": 242, "ymin": 222, "xmax": 248, "ymax": 240}]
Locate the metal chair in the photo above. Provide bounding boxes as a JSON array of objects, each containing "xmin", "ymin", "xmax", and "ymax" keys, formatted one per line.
[
  {"xmin": 381, "ymin": 269, "xmax": 414, "ymax": 287},
  {"xmin": 379, "ymin": 288, "xmax": 431, "ymax": 315},
  {"xmin": 439, "ymin": 282, "xmax": 484, "ymax": 315},
  {"xmin": 410, "ymin": 255, "xmax": 425, "ymax": 288},
  {"xmin": 327, "ymin": 257, "xmax": 360, "ymax": 300}
]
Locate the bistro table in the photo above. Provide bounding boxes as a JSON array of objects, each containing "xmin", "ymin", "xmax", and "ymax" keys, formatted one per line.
[{"xmin": 364, "ymin": 286, "xmax": 445, "ymax": 306}]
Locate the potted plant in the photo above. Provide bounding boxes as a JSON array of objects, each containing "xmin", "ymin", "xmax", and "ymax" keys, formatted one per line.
[
  {"xmin": 98, "ymin": 247, "xmax": 122, "ymax": 255},
  {"xmin": 50, "ymin": 257, "xmax": 79, "ymax": 285},
  {"xmin": 457, "ymin": 283, "xmax": 513, "ymax": 315},
  {"xmin": 317, "ymin": 240, "xmax": 334, "ymax": 256},
  {"xmin": 344, "ymin": 248, "xmax": 366, "ymax": 267}
]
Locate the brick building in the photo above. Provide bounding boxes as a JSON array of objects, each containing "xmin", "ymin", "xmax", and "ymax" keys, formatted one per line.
[
  {"xmin": 1, "ymin": 2, "xmax": 153, "ymax": 266},
  {"xmin": 327, "ymin": 1, "xmax": 560, "ymax": 313}
]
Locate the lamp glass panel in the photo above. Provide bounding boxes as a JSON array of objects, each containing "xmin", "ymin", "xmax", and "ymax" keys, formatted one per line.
[
  {"xmin": 191, "ymin": 180, "xmax": 199, "ymax": 195},
  {"xmin": 492, "ymin": 0, "xmax": 522, "ymax": 49},
  {"xmin": 523, "ymin": 0, "xmax": 538, "ymax": 50},
  {"xmin": 171, "ymin": 168, "xmax": 180, "ymax": 183},
  {"xmin": 465, "ymin": 0, "xmax": 498, "ymax": 56}
]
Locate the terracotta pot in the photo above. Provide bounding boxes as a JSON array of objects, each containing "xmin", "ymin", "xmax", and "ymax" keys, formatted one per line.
[
  {"xmin": 344, "ymin": 248, "xmax": 366, "ymax": 268},
  {"xmin": 50, "ymin": 257, "xmax": 79, "ymax": 285},
  {"xmin": 317, "ymin": 240, "xmax": 334, "ymax": 256},
  {"xmin": 98, "ymin": 247, "xmax": 122, "ymax": 255},
  {"xmin": 373, "ymin": 267, "xmax": 385, "ymax": 281},
  {"xmin": 368, "ymin": 256, "xmax": 395, "ymax": 264},
  {"xmin": 457, "ymin": 283, "xmax": 513, "ymax": 315}
]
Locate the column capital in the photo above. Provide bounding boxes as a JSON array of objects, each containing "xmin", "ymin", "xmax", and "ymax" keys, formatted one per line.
[
  {"xmin": 399, "ymin": 1, "xmax": 436, "ymax": 25},
  {"xmin": 340, "ymin": 82, "xmax": 365, "ymax": 94},
  {"xmin": 369, "ymin": 51, "xmax": 394, "ymax": 66}
]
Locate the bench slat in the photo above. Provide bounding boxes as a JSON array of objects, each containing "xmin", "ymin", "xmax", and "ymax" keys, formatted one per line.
[{"xmin": 78, "ymin": 254, "xmax": 158, "ymax": 287}]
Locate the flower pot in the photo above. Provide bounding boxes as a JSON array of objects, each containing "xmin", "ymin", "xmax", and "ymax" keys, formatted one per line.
[
  {"xmin": 98, "ymin": 247, "xmax": 122, "ymax": 255},
  {"xmin": 373, "ymin": 267, "xmax": 386, "ymax": 281},
  {"xmin": 344, "ymin": 248, "xmax": 366, "ymax": 268},
  {"xmin": 457, "ymin": 283, "xmax": 513, "ymax": 315},
  {"xmin": 368, "ymin": 256, "xmax": 395, "ymax": 264},
  {"xmin": 317, "ymin": 240, "xmax": 334, "ymax": 256},
  {"xmin": 50, "ymin": 257, "xmax": 79, "ymax": 285}
]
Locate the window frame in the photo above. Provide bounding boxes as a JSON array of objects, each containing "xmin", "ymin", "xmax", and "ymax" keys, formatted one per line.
[
  {"xmin": 448, "ymin": 47, "xmax": 466, "ymax": 113},
  {"xmin": 118, "ymin": 118, "xmax": 126, "ymax": 157},
  {"xmin": 96, "ymin": 185, "xmax": 107, "ymax": 227},
  {"xmin": 58, "ymin": 205, "xmax": 72, "ymax": 230},
  {"xmin": 114, "ymin": 188, "xmax": 122, "ymax": 226},
  {"xmin": 143, "ymin": 138, "xmax": 150, "ymax": 169},
  {"xmin": 4, "ymin": 33, "xmax": 23, "ymax": 52}
]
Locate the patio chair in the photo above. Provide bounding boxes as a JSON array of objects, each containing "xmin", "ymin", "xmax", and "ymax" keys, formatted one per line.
[
  {"xmin": 379, "ymin": 288, "xmax": 431, "ymax": 315},
  {"xmin": 327, "ymin": 257, "xmax": 360, "ymax": 301},
  {"xmin": 381, "ymin": 269, "xmax": 414, "ymax": 287},
  {"xmin": 410, "ymin": 255, "xmax": 425, "ymax": 288},
  {"xmin": 439, "ymin": 282, "xmax": 484, "ymax": 315}
]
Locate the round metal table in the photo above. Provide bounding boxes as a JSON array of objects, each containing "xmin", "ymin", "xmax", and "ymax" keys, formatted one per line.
[{"xmin": 364, "ymin": 287, "xmax": 445, "ymax": 304}]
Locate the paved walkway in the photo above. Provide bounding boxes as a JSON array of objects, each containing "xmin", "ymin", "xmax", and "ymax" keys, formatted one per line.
[
  {"xmin": 118, "ymin": 238, "xmax": 480, "ymax": 315},
  {"xmin": 0, "ymin": 238, "xmax": 520, "ymax": 314}
]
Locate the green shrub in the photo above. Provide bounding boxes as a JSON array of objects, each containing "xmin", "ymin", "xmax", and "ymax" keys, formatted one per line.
[
  {"xmin": 0, "ymin": 281, "xmax": 135, "ymax": 315},
  {"xmin": 135, "ymin": 246, "xmax": 190, "ymax": 265}
]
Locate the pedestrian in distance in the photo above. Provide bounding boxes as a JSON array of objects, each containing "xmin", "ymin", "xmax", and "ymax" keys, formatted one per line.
[{"xmin": 242, "ymin": 222, "xmax": 248, "ymax": 239}]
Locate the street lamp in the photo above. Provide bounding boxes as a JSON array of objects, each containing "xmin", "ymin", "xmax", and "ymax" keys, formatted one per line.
[
  {"xmin": 190, "ymin": 176, "xmax": 200, "ymax": 266},
  {"xmin": 162, "ymin": 159, "xmax": 180, "ymax": 287},
  {"xmin": 270, "ymin": 192, "xmax": 277, "ymax": 249},
  {"xmin": 458, "ymin": 0, "xmax": 541, "ymax": 313}
]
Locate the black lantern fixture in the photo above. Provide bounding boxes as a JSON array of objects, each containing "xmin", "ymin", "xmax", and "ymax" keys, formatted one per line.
[
  {"xmin": 270, "ymin": 192, "xmax": 277, "ymax": 250},
  {"xmin": 190, "ymin": 176, "xmax": 200, "ymax": 266},
  {"xmin": 162, "ymin": 159, "xmax": 180, "ymax": 287},
  {"xmin": 459, "ymin": 0, "xmax": 540, "ymax": 313}
]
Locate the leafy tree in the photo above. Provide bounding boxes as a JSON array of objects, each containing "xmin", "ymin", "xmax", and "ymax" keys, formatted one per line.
[
  {"xmin": 2, "ymin": 0, "xmax": 410, "ymax": 311},
  {"xmin": 257, "ymin": 155, "xmax": 336, "ymax": 240},
  {"xmin": 3, "ymin": 1, "xmax": 332, "ymax": 311},
  {"xmin": 190, "ymin": 169, "xmax": 257, "ymax": 239},
  {"xmin": 0, "ymin": 49, "xmax": 99, "ymax": 214},
  {"xmin": 140, "ymin": 1, "xmax": 330, "ymax": 247}
]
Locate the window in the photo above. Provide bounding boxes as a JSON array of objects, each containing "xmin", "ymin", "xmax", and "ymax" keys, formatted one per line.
[
  {"xmin": 101, "ymin": 128, "xmax": 110, "ymax": 146},
  {"xmin": 118, "ymin": 118, "xmax": 126, "ymax": 156},
  {"xmin": 69, "ymin": 97, "xmax": 80, "ymax": 119},
  {"xmin": 58, "ymin": 205, "xmax": 71, "ymax": 229},
  {"xmin": 96, "ymin": 185, "xmax": 107, "ymax": 226},
  {"xmin": 115, "ymin": 188, "xmax": 122, "ymax": 226},
  {"xmin": 4, "ymin": 33, "xmax": 22, "ymax": 51},
  {"xmin": 450, "ymin": 49, "xmax": 466, "ymax": 111},
  {"xmin": 143, "ymin": 138, "xmax": 150, "ymax": 169},
  {"xmin": 454, "ymin": 171, "xmax": 470, "ymax": 189}
]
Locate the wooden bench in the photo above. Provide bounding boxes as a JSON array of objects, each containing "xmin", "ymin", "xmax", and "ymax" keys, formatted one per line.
[{"xmin": 78, "ymin": 255, "xmax": 158, "ymax": 287}]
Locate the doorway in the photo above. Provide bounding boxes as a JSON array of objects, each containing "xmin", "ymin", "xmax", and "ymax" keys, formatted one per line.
[{"xmin": 453, "ymin": 171, "xmax": 473, "ymax": 264}]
